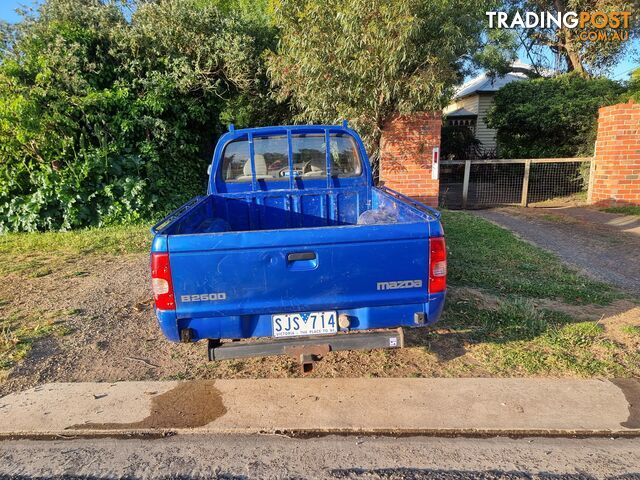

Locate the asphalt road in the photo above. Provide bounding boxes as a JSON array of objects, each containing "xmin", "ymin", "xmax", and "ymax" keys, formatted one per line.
[{"xmin": 0, "ymin": 434, "xmax": 639, "ymax": 479}]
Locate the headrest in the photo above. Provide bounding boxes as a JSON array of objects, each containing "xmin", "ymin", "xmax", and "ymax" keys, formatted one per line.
[{"xmin": 243, "ymin": 154, "xmax": 267, "ymax": 176}]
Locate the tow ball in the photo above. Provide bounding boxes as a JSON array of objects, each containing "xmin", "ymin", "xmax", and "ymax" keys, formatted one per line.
[{"xmin": 284, "ymin": 344, "xmax": 331, "ymax": 373}]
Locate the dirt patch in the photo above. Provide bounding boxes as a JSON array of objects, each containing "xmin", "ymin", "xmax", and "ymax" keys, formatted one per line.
[
  {"xmin": 67, "ymin": 380, "xmax": 226, "ymax": 430},
  {"xmin": 451, "ymin": 287, "xmax": 500, "ymax": 310},
  {"xmin": 453, "ymin": 286, "xmax": 638, "ymax": 323},
  {"xmin": 0, "ymin": 250, "xmax": 638, "ymax": 394},
  {"xmin": 0, "ymin": 253, "xmax": 209, "ymax": 396},
  {"xmin": 0, "ymin": 253, "xmax": 456, "ymax": 391},
  {"xmin": 535, "ymin": 298, "xmax": 638, "ymax": 321},
  {"xmin": 527, "ymin": 193, "xmax": 588, "ymax": 209}
]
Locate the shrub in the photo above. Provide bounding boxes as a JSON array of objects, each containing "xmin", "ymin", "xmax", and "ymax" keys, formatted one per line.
[
  {"xmin": 627, "ymin": 68, "xmax": 640, "ymax": 103},
  {"xmin": 440, "ymin": 125, "xmax": 483, "ymax": 160},
  {"xmin": 486, "ymin": 73, "xmax": 625, "ymax": 158}
]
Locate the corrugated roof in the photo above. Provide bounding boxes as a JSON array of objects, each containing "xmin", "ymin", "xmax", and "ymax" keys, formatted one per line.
[{"xmin": 454, "ymin": 71, "xmax": 529, "ymax": 99}]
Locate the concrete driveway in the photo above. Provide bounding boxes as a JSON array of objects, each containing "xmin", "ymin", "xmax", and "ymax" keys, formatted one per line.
[{"xmin": 474, "ymin": 207, "xmax": 640, "ymax": 297}]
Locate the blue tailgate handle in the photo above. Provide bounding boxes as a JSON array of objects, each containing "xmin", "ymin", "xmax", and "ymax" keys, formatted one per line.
[{"xmin": 287, "ymin": 252, "xmax": 316, "ymax": 262}]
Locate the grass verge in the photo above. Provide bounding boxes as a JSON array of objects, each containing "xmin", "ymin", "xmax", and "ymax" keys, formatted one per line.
[
  {"xmin": 0, "ymin": 211, "xmax": 637, "ymax": 379},
  {"xmin": 440, "ymin": 210, "xmax": 636, "ymax": 377},
  {"xmin": 0, "ymin": 224, "xmax": 151, "ymax": 256},
  {"xmin": 0, "ymin": 224, "xmax": 151, "ymax": 378},
  {"xmin": 441, "ymin": 294, "xmax": 639, "ymax": 377},
  {"xmin": 0, "ymin": 224, "xmax": 152, "ymax": 276},
  {"xmin": 601, "ymin": 205, "xmax": 640, "ymax": 216}
]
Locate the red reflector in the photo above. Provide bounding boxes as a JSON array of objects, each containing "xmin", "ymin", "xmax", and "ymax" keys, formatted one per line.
[
  {"xmin": 429, "ymin": 237, "xmax": 447, "ymax": 294},
  {"xmin": 151, "ymin": 252, "xmax": 176, "ymax": 310}
]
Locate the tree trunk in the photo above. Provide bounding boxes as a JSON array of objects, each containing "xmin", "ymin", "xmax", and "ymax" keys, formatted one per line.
[
  {"xmin": 563, "ymin": 28, "xmax": 587, "ymax": 75},
  {"xmin": 552, "ymin": 0, "xmax": 587, "ymax": 75}
]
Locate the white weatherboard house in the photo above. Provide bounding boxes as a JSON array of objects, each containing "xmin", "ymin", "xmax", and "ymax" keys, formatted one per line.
[{"xmin": 443, "ymin": 66, "xmax": 532, "ymax": 153}]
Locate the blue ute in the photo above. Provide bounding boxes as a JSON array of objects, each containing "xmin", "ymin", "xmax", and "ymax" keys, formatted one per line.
[{"xmin": 150, "ymin": 124, "xmax": 446, "ymax": 364}]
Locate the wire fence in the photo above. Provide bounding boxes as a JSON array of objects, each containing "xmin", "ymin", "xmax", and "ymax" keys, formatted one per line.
[{"xmin": 438, "ymin": 158, "xmax": 593, "ymax": 209}]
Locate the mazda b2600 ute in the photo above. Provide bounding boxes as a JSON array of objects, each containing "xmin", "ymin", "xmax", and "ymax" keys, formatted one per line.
[{"xmin": 150, "ymin": 123, "xmax": 446, "ymax": 366}]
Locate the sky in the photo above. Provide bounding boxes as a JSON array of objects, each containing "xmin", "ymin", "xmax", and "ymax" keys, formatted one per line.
[
  {"xmin": 0, "ymin": 1, "xmax": 33, "ymax": 24},
  {"xmin": 0, "ymin": 0, "xmax": 637, "ymax": 81}
]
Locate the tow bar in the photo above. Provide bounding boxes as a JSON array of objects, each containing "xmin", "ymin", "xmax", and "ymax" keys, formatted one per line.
[{"xmin": 208, "ymin": 328, "xmax": 404, "ymax": 373}]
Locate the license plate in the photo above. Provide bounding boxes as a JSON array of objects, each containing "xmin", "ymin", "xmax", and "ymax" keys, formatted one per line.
[{"xmin": 272, "ymin": 311, "xmax": 337, "ymax": 338}]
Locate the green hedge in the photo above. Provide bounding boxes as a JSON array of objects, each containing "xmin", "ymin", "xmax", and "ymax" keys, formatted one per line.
[
  {"xmin": 0, "ymin": 0, "xmax": 288, "ymax": 232},
  {"xmin": 486, "ymin": 73, "xmax": 625, "ymax": 159}
]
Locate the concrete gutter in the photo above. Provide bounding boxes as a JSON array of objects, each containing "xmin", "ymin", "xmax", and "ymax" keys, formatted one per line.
[{"xmin": 0, "ymin": 378, "xmax": 639, "ymax": 438}]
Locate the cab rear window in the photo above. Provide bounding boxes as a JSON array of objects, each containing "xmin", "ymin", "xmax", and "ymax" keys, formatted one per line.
[{"xmin": 221, "ymin": 133, "xmax": 361, "ymax": 182}]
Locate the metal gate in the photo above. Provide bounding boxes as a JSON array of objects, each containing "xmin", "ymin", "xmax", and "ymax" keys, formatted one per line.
[{"xmin": 438, "ymin": 157, "xmax": 593, "ymax": 209}]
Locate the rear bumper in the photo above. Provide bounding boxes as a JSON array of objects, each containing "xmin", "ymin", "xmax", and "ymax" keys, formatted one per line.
[{"xmin": 155, "ymin": 292, "xmax": 445, "ymax": 343}]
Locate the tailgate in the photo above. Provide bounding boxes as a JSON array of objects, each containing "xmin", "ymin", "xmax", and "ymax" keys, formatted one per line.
[{"xmin": 168, "ymin": 224, "xmax": 430, "ymax": 319}]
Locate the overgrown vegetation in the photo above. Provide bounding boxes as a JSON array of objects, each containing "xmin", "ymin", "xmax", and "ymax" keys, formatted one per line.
[
  {"xmin": 0, "ymin": 0, "xmax": 287, "ymax": 232},
  {"xmin": 0, "ymin": 0, "xmax": 514, "ymax": 231},
  {"xmin": 486, "ymin": 73, "xmax": 625, "ymax": 158},
  {"xmin": 1, "ymin": 0, "xmax": 633, "ymax": 232}
]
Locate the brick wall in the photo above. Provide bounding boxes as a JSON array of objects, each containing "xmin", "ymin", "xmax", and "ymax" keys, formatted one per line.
[
  {"xmin": 379, "ymin": 112, "xmax": 441, "ymax": 207},
  {"xmin": 590, "ymin": 101, "xmax": 640, "ymax": 207}
]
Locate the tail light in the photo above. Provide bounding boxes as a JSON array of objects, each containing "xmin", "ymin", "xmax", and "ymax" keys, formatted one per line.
[
  {"xmin": 429, "ymin": 237, "xmax": 447, "ymax": 294},
  {"xmin": 151, "ymin": 252, "xmax": 176, "ymax": 310}
]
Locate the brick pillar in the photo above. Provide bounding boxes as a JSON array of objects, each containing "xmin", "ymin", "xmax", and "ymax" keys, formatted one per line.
[
  {"xmin": 591, "ymin": 101, "xmax": 640, "ymax": 207},
  {"xmin": 379, "ymin": 112, "xmax": 441, "ymax": 207}
]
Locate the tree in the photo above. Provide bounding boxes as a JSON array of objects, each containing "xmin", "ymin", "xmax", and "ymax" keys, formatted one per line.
[
  {"xmin": 501, "ymin": 0, "xmax": 638, "ymax": 76},
  {"xmin": 267, "ymin": 0, "xmax": 497, "ymax": 164},
  {"xmin": 627, "ymin": 67, "xmax": 640, "ymax": 102},
  {"xmin": 486, "ymin": 72, "xmax": 625, "ymax": 158}
]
